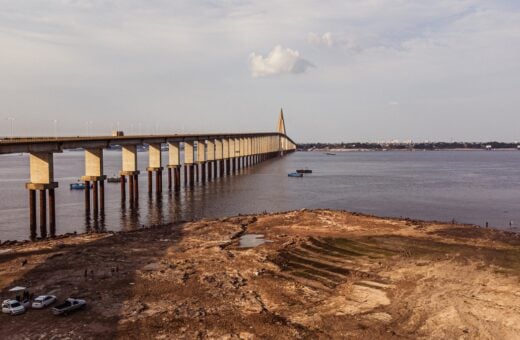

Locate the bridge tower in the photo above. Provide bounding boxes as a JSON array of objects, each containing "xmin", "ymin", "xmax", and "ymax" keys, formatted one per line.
[
  {"xmin": 277, "ymin": 108, "xmax": 288, "ymax": 155},
  {"xmin": 277, "ymin": 108, "xmax": 286, "ymax": 135}
]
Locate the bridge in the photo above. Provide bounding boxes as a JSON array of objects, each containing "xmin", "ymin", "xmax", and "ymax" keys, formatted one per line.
[{"xmin": 0, "ymin": 110, "xmax": 296, "ymax": 240}]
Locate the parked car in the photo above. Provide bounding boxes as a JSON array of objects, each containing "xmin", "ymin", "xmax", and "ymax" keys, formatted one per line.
[
  {"xmin": 2, "ymin": 299, "xmax": 26, "ymax": 315},
  {"xmin": 32, "ymin": 295, "xmax": 57, "ymax": 309},
  {"xmin": 52, "ymin": 298, "xmax": 86, "ymax": 315}
]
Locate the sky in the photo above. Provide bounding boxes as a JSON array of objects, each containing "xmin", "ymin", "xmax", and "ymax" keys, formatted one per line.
[{"xmin": 1, "ymin": 0, "xmax": 519, "ymax": 142}]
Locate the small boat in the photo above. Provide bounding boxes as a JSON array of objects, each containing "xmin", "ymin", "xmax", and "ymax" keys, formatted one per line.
[
  {"xmin": 70, "ymin": 182, "xmax": 86, "ymax": 190},
  {"xmin": 296, "ymin": 169, "xmax": 312, "ymax": 174},
  {"xmin": 288, "ymin": 172, "xmax": 303, "ymax": 178},
  {"xmin": 107, "ymin": 176, "xmax": 122, "ymax": 183},
  {"xmin": 325, "ymin": 152, "xmax": 336, "ymax": 156}
]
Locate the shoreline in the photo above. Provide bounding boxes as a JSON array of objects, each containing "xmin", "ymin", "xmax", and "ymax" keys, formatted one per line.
[
  {"xmin": 2, "ymin": 209, "xmax": 519, "ymax": 246},
  {"xmin": 1, "ymin": 209, "xmax": 519, "ymax": 338},
  {"xmin": 304, "ymin": 148, "xmax": 520, "ymax": 152}
]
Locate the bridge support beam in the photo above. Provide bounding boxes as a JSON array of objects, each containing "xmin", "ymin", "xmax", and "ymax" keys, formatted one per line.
[
  {"xmin": 25, "ymin": 152, "xmax": 58, "ymax": 240},
  {"xmin": 184, "ymin": 141, "xmax": 195, "ymax": 187},
  {"xmin": 167, "ymin": 142, "xmax": 181, "ymax": 191},
  {"xmin": 214, "ymin": 139, "xmax": 223, "ymax": 178},
  {"xmin": 206, "ymin": 139, "xmax": 215, "ymax": 181},
  {"xmin": 82, "ymin": 148, "xmax": 106, "ymax": 218},
  {"xmin": 197, "ymin": 140, "xmax": 206, "ymax": 183},
  {"xmin": 223, "ymin": 139, "xmax": 230, "ymax": 176},
  {"xmin": 120, "ymin": 145, "xmax": 139, "ymax": 204},
  {"xmin": 147, "ymin": 143, "xmax": 163, "ymax": 195}
]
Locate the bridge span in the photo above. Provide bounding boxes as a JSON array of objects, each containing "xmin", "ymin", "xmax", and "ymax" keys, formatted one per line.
[{"xmin": 0, "ymin": 111, "xmax": 296, "ymax": 240}]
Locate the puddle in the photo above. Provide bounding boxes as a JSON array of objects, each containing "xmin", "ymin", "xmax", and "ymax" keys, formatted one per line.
[{"xmin": 239, "ymin": 234, "xmax": 271, "ymax": 248}]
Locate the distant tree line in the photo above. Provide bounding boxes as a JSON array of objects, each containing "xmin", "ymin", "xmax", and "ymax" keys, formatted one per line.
[{"xmin": 297, "ymin": 142, "xmax": 520, "ymax": 151}]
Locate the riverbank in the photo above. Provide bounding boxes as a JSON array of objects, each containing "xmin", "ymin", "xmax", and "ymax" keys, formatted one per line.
[{"xmin": 1, "ymin": 209, "xmax": 519, "ymax": 339}]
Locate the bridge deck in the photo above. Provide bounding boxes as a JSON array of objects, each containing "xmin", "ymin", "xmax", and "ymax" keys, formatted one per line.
[{"xmin": 0, "ymin": 132, "xmax": 296, "ymax": 154}]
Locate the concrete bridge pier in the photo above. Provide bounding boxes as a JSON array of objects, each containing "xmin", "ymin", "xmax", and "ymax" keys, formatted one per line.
[
  {"xmin": 167, "ymin": 142, "xmax": 181, "ymax": 191},
  {"xmin": 184, "ymin": 141, "xmax": 195, "ymax": 187},
  {"xmin": 215, "ymin": 139, "xmax": 223, "ymax": 178},
  {"xmin": 120, "ymin": 145, "xmax": 139, "ymax": 203},
  {"xmin": 82, "ymin": 148, "xmax": 106, "ymax": 216},
  {"xmin": 174, "ymin": 167, "xmax": 181, "ymax": 190},
  {"xmin": 207, "ymin": 140, "xmax": 215, "ymax": 181},
  {"xmin": 168, "ymin": 142, "xmax": 182, "ymax": 191},
  {"xmin": 147, "ymin": 143, "xmax": 163, "ymax": 195},
  {"xmin": 192, "ymin": 163, "xmax": 197, "ymax": 183},
  {"xmin": 223, "ymin": 139, "xmax": 230, "ymax": 176},
  {"xmin": 25, "ymin": 152, "xmax": 58, "ymax": 239},
  {"xmin": 197, "ymin": 140, "xmax": 206, "ymax": 183}
]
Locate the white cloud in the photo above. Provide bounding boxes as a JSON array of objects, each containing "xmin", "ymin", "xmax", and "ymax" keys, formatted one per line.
[
  {"xmin": 307, "ymin": 32, "xmax": 334, "ymax": 47},
  {"xmin": 249, "ymin": 45, "xmax": 314, "ymax": 77}
]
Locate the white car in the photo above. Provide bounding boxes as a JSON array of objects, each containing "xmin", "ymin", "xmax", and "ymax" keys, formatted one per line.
[
  {"xmin": 32, "ymin": 295, "xmax": 57, "ymax": 309},
  {"xmin": 1, "ymin": 299, "xmax": 26, "ymax": 315}
]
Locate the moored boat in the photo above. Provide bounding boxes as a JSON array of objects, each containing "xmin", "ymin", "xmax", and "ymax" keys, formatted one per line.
[
  {"xmin": 288, "ymin": 172, "xmax": 303, "ymax": 178},
  {"xmin": 69, "ymin": 182, "xmax": 92, "ymax": 190},
  {"xmin": 107, "ymin": 176, "xmax": 122, "ymax": 183},
  {"xmin": 296, "ymin": 169, "xmax": 312, "ymax": 174}
]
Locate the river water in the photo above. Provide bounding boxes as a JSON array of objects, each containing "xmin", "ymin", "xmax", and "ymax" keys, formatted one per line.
[{"xmin": 1, "ymin": 150, "xmax": 519, "ymax": 241}]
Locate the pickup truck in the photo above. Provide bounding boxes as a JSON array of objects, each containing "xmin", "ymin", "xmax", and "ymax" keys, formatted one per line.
[{"xmin": 51, "ymin": 298, "xmax": 86, "ymax": 315}]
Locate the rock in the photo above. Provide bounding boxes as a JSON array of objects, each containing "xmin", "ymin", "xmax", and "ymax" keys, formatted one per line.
[{"xmin": 142, "ymin": 262, "xmax": 163, "ymax": 271}]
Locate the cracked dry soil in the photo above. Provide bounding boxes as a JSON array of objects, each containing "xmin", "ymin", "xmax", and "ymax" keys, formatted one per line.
[{"xmin": 1, "ymin": 209, "xmax": 519, "ymax": 339}]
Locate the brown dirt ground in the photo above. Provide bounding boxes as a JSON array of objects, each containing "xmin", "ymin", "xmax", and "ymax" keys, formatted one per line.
[{"xmin": 0, "ymin": 209, "xmax": 519, "ymax": 339}]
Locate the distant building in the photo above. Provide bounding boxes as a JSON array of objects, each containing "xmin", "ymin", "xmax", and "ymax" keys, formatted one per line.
[{"xmin": 485, "ymin": 145, "xmax": 492, "ymax": 150}]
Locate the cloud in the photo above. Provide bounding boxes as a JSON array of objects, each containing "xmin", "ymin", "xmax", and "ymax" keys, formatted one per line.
[
  {"xmin": 307, "ymin": 32, "xmax": 334, "ymax": 47},
  {"xmin": 249, "ymin": 45, "xmax": 314, "ymax": 77}
]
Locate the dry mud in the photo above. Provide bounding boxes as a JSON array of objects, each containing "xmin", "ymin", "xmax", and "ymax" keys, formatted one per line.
[{"xmin": 1, "ymin": 209, "xmax": 519, "ymax": 339}]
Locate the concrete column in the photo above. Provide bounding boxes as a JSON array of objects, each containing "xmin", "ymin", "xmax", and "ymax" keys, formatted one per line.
[
  {"xmin": 156, "ymin": 168, "xmax": 162, "ymax": 194},
  {"xmin": 167, "ymin": 142, "xmax": 180, "ymax": 190},
  {"xmin": 240, "ymin": 138, "xmax": 246, "ymax": 169},
  {"xmin": 99, "ymin": 180, "xmax": 105, "ymax": 212},
  {"xmin": 25, "ymin": 152, "xmax": 58, "ymax": 240},
  {"xmin": 184, "ymin": 141, "xmax": 195, "ymax": 187},
  {"xmin": 207, "ymin": 139, "xmax": 215, "ymax": 180},
  {"xmin": 129, "ymin": 173, "xmax": 134, "ymax": 202},
  {"xmin": 82, "ymin": 148, "xmax": 106, "ymax": 214},
  {"xmin": 147, "ymin": 143, "xmax": 163, "ymax": 194},
  {"xmin": 229, "ymin": 138, "xmax": 236, "ymax": 174},
  {"xmin": 120, "ymin": 145, "xmax": 140, "ymax": 202},
  {"xmin": 167, "ymin": 167, "xmax": 172, "ymax": 190},
  {"xmin": 223, "ymin": 138, "xmax": 230, "ymax": 176},
  {"xmin": 93, "ymin": 180, "xmax": 99, "ymax": 215},
  {"xmin": 197, "ymin": 140, "xmax": 206, "ymax": 183},
  {"xmin": 133, "ymin": 173, "xmax": 139, "ymax": 202},
  {"xmin": 29, "ymin": 190, "xmax": 36, "ymax": 240},
  {"xmin": 235, "ymin": 138, "xmax": 241, "ymax": 170},
  {"xmin": 39, "ymin": 190, "xmax": 47, "ymax": 238},
  {"xmin": 174, "ymin": 166, "xmax": 181, "ymax": 191},
  {"xmin": 85, "ymin": 180, "xmax": 91, "ymax": 212},
  {"xmin": 215, "ymin": 139, "xmax": 223, "ymax": 177},
  {"xmin": 48, "ymin": 188, "xmax": 55, "ymax": 237},
  {"xmin": 120, "ymin": 175, "xmax": 126, "ymax": 199}
]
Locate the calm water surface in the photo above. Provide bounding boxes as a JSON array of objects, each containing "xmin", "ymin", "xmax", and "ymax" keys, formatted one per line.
[{"xmin": 1, "ymin": 150, "xmax": 519, "ymax": 241}]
